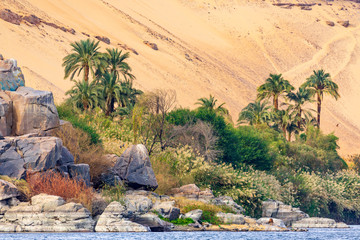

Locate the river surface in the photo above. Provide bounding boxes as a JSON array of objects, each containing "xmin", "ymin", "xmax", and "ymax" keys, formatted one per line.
[{"xmin": 1, "ymin": 226, "xmax": 360, "ymax": 240}]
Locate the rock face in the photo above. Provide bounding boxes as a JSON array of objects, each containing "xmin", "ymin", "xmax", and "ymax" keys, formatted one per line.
[
  {"xmin": 184, "ymin": 209, "xmax": 203, "ymax": 222},
  {"xmin": 7, "ymin": 87, "xmax": 60, "ymax": 136},
  {"xmin": 0, "ymin": 92, "xmax": 12, "ymax": 136},
  {"xmin": 0, "ymin": 194, "xmax": 95, "ymax": 232},
  {"xmin": 0, "ymin": 9, "xmax": 22, "ymax": 25},
  {"xmin": 0, "ymin": 135, "xmax": 90, "ymax": 184},
  {"xmin": 132, "ymin": 213, "xmax": 173, "ymax": 232},
  {"xmin": 292, "ymin": 217, "xmax": 349, "ymax": 228},
  {"xmin": 216, "ymin": 212, "xmax": 245, "ymax": 224},
  {"xmin": 257, "ymin": 217, "xmax": 286, "ymax": 228},
  {"xmin": 95, "ymin": 201, "xmax": 149, "ymax": 232},
  {"xmin": 211, "ymin": 196, "xmax": 244, "ymax": 213},
  {"xmin": 262, "ymin": 200, "xmax": 309, "ymax": 226},
  {"xmin": 152, "ymin": 201, "xmax": 180, "ymax": 221},
  {"xmin": 113, "ymin": 144, "xmax": 158, "ymax": 190},
  {"xmin": 0, "ymin": 58, "xmax": 25, "ymax": 91},
  {"xmin": 171, "ymin": 184, "xmax": 214, "ymax": 202},
  {"xmin": 0, "ymin": 180, "xmax": 20, "ymax": 217}
]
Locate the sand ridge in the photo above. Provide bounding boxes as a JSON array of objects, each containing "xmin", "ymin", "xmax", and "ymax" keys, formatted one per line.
[{"xmin": 0, "ymin": 0, "xmax": 359, "ymax": 155}]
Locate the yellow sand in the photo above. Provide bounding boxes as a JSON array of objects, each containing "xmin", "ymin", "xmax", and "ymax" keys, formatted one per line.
[{"xmin": 0, "ymin": 0, "xmax": 359, "ymax": 155}]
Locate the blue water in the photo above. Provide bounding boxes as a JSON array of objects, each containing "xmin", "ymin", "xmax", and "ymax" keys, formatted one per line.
[{"xmin": 1, "ymin": 226, "xmax": 360, "ymax": 240}]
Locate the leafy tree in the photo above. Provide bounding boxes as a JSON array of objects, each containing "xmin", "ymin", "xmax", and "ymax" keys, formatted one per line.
[
  {"xmin": 98, "ymin": 71, "xmax": 123, "ymax": 116},
  {"xmin": 196, "ymin": 95, "xmax": 228, "ymax": 115},
  {"xmin": 257, "ymin": 74, "xmax": 294, "ymax": 110},
  {"xmin": 104, "ymin": 48, "xmax": 134, "ymax": 80},
  {"xmin": 238, "ymin": 100, "xmax": 273, "ymax": 126},
  {"xmin": 301, "ymin": 70, "xmax": 340, "ymax": 127},
  {"xmin": 66, "ymin": 80, "xmax": 99, "ymax": 110},
  {"xmin": 63, "ymin": 39, "xmax": 105, "ymax": 82},
  {"xmin": 274, "ymin": 108, "xmax": 297, "ymax": 141},
  {"xmin": 286, "ymin": 88, "xmax": 315, "ymax": 131}
]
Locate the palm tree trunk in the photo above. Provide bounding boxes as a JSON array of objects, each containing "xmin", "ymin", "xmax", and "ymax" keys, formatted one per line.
[
  {"xmin": 274, "ymin": 96, "xmax": 279, "ymax": 110},
  {"xmin": 297, "ymin": 110, "xmax": 302, "ymax": 129},
  {"xmin": 288, "ymin": 131, "xmax": 291, "ymax": 142},
  {"xmin": 84, "ymin": 65, "xmax": 89, "ymax": 82},
  {"xmin": 317, "ymin": 93, "xmax": 321, "ymax": 128},
  {"xmin": 282, "ymin": 126, "xmax": 286, "ymax": 139}
]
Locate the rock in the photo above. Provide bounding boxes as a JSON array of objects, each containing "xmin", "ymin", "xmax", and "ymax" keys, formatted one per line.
[
  {"xmin": 292, "ymin": 217, "xmax": 349, "ymax": 228},
  {"xmin": 95, "ymin": 36, "xmax": 110, "ymax": 44},
  {"xmin": 152, "ymin": 201, "xmax": 180, "ymax": 221},
  {"xmin": 0, "ymin": 92, "xmax": 12, "ymax": 136},
  {"xmin": 184, "ymin": 209, "xmax": 203, "ymax": 222},
  {"xmin": 0, "ymin": 55, "xmax": 3, "ymax": 60},
  {"xmin": 171, "ymin": 184, "xmax": 214, "ymax": 202},
  {"xmin": 262, "ymin": 200, "xmax": 308, "ymax": 226},
  {"xmin": 1, "ymin": 194, "xmax": 95, "ymax": 232},
  {"xmin": 216, "ymin": 212, "xmax": 245, "ymax": 224},
  {"xmin": 0, "ymin": 179, "xmax": 20, "ymax": 201},
  {"xmin": 337, "ymin": 20, "xmax": 349, "ymax": 27},
  {"xmin": 143, "ymin": 41, "xmax": 158, "ymax": 50},
  {"xmin": 0, "ymin": 58, "xmax": 25, "ymax": 91},
  {"xmin": 95, "ymin": 201, "xmax": 149, "ymax": 232},
  {"xmin": 132, "ymin": 213, "xmax": 173, "ymax": 232},
  {"xmin": 23, "ymin": 15, "xmax": 41, "ymax": 25},
  {"xmin": 326, "ymin": 21, "xmax": 335, "ymax": 26},
  {"xmin": 124, "ymin": 193, "xmax": 153, "ymax": 214},
  {"xmin": 6, "ymin": 87, "xmax": 59, "ymax": 135},
  {"xmin": 113, "ymin": 144, "xmax": 158, "ymax": 190},
  {"xmin": 0, "ymin": 9, "xmax": 22, "ymax": 25},
  {"xmin": 257, "ymin": 217, "xmax": 286, "ymax": 228},
  {"xmin": 211, "ymin": 196, "xmax": 244, "ymax": 213},
  {"xmin": 68, "ymin": 164, "xmax": 91, "ymax": 186}
]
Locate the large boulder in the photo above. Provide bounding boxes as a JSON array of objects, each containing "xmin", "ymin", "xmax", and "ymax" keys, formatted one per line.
[
  {"xmin": 0, "ymin": 194, "xmax": 95, "ymax": 232},
  {"xmin": 152, "ymin": 201, "xmax": 180, "ymax": 221},
  {"xmin": 113, "ymin": 144, "xmax": 158, "ymax": 190},
  {"xmin": 0, "ymin": 92, "xmax": 12, "ymax": 136},
  {"xmin": 131, "ymin": 213, "xmax": 173, "ymax": 232},
  {"xmin": 184, "ymin": 209, "xmax": 203, "ymax": 222},
  {"xmin": 262, "ymin": 200, "xmax": 309, "ymax": 226},
  {"xmin": 95, "ymin": 201, "xmax": 149, "ymax": 232},
  {"xmin": 0, "ymin": 58, "xmax": 25, "ymax": 91},
  {"xmin": 257, "ymin": 217, "xmax": 286, "ymax": 228},
  {"xmin": 292, "ymin": 217, "xmax": 349, "ymax": 228},
  {"xmin": 0, "ymin": 179, "xmax": 20, "ymax": 216},
  {"xmin": 124, "ymin": 193, "xmax": 153, "ymax": 214},
  {"xmin": 216, "ymin": 212, "xmax": 245, "ymax": 224},
  {"xmin": 6, "ymin": 87, "xmax": 59, "ymax": 135}
]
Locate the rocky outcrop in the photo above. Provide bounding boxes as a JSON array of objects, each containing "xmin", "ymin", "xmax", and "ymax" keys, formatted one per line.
[
  {"xmin": 216, "ymin": 212, "xmax": 245, "ymax": 224},
  {"xmin": 262, "ymin": 200, "xmax": 308, "ymax": 226},
  {"xmin": 337, "ymin": 20, "xmax": 350, "ymax": 27},
  {"xmin": 0, "ymin": 58, "xmax": 25, "ymax": 91},
  {"xmin": 7, "ymin": 87, "xmax": 60, "ymax": 136},
  {"xmin": 0, "ymin": 92, "xmax": 12, "ymax": 136},
  {"xmin": 95, "ymin": 36, "xmax": 110, "ymax": 44},
  {"xmin": 124, "ymin": 192, "xmax": 153, "ymax": 214},
  {"xmin": 292, "ymin": 217, "xmax": 349, "ymax": 228},
  {"xmin": 326, "ymin": 21, "xmax": 335, "ymax": 26},
  {"xmin": 0, "ymin": 194, "xmax": 95, "ymax": 232},
  {"xmin": 257, "ymin": 217, "xmax": 286, "ymax": 228},
  {"xmin": 95, "ymin": 201, "xmax": 149, "ymax": 232},
  {"xmin": 0, "ymin": 9, "xmax": 22, "ymax": 25},
  {"xmin": 0, "ymin": 180, "xmax": 20, "ymax": 217},
  {"xmin": 143, "ymin": 41, "xmax": 158, "ymax": 50},
  {"xmin": 152, "ymin": 201, "xmax": 180, "ymax": 221},
  {"xmin": 112, "ymin": 144, "xmax": 158, "ymax": 190},
  {"xmin": 184, "ymin": 209, "xmax": 203, "ymax": 222},
  {"xmin": 211, "ymin": 196, "xmax": 244, "ymax": 213},
  {"xmin": 170, "ymin": 184, "xmax": 214, "ymax": 202},
  {"xmin": 0, "ymin": 135, "xmax": 90, "ymax": 184},
  {"xmin": 131, "ymin": 213, "xmax": 173, "ymax": 232}
]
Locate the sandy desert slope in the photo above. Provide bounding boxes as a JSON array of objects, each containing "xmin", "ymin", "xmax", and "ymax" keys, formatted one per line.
[{"xmin": 0, "ymin": 0, "xmax": 359, "ymax": 155}]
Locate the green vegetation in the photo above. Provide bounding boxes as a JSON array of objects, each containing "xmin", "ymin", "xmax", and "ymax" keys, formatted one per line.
[{"xmin": 58, "ymin": 39, "xmax": 360, "ymax": 223}]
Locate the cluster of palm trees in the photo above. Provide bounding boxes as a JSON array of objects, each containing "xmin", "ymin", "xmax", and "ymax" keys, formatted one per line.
[
  {"xmin": 238, "ymin": 70, "xmax": 340, "ymax": 141},
  {"xmin": 63, "ymin": 39, "xmax": 142, "ymax": 116}
]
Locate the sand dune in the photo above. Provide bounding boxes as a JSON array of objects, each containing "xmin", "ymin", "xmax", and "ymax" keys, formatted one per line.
[{"xmin": 0, "ymin": 0, "xmax": 359, "ymax": 155}]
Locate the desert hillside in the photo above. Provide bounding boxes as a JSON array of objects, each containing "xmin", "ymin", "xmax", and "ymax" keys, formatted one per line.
[{"xmin": 0, "ymin": 0, "xmax": 359, "ymax": 155}]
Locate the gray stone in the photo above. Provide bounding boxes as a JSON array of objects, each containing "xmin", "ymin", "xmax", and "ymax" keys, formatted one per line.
[
  {"xmin": 216, "ymin": 212, "xmax": 245, "ymax": 224},
  {"xmin": 113, "ymin": 144, "xmax": 158, "ymax": 190},
  {"xmin": 124, "ymin": 194, "xmax": 153, "ymax": 214},
  {"xmin": 0, "ymin": 58, "xmax": 25, "ymax": 91},
  {"xmin": 0, "ymin": 92, "xmax": 12, "ymax": 136},
  {"xmin": 132, "ymin": 213, "xmax": 173, "ymax": 232},
  {"xmin": 171, "ymin": 184, "xmax": 214, "ymax": 202},
  {"xmin": 262, "ymin": 200, "xmax": 308, "ymax": 226},
  {"xmin": 184, "ymin": 209, "xmax": 203, "ymax": 222},
  {"xmin": 257, "ymin": 217, "xmax": 286, "ymax": 228},
  {"xmin": 95, "ymin": 201, "xmax": 149, "ymax": 232},
  {"xmin": 292, "ymin": 217, "xmax": 349, "ymax": 228},
  {"xmin": 68, "ymin": 164, "xmax": 91, "ymax": 186},
  {"xmin": 211, "ymin": 196, "xmax": 244, "ymax": 214},
  {"xmin": 152, "ymin": 201, "xmax": 180, "ymax": 221},
  {"xmin": 6, "ymin": 87, "xmax": 59, "ymax": 135},
  {"xmin": 0, "ymin": 179, "xmax": 20, "ymax": 201}
]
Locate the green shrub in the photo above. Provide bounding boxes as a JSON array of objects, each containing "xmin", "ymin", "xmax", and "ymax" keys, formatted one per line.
[
  {"xmin": 170, "ymin": 218, "xmax": 195, "ymax": 225},
  {"xmin": 102, "ymin": 182, "xmax": 126, "ymax": 203}
]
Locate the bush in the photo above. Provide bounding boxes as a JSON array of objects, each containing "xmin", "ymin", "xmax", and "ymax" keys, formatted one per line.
[
  {"xmin": 102, "ymin": 182, "xmax": 126, "ymax": 203},
  {"xmin": 26, "ymin": 172, "xmax": 95, "ymax": 211}
]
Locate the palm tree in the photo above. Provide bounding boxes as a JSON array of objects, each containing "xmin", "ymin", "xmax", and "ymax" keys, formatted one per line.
[
  {"xmin": 62, "ymin": 39, "xmax": 105, "ymax": 82},
  {"xmin": 238, "ymin": 100, "xmax": 273, "ymax": 126},
  {"xmin": 66, "ymin": 80, "xmax": 99, "ymax": 110},
  {"xmin": 196, "ymin": 95, "xmax": 228, "ymax": 115},
  {"xmin": 286, "ymin": 87, "xmax": 315, "ymax": 131},
  {"xmin": 301, "ymin": 70, "xmax": 340, "ymax": 127},
  {"xmin": 275, "ymin": 108, "xmax": 297, "ymax": 141},
  {"xmin": 98, "ymin": 71, "xmax": 123, "ymax": 116},
  {"xmin": 257, "ymin": 74, "xmax": 294, "ymax": 110},
  {"xmin": 104, "ymin": 48, "xmax": 134, "ymax": 81},
  {"xmin": 118, "ymin": 79, "xmax": 143, "ymax": 108}
]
